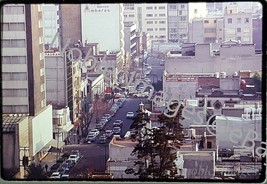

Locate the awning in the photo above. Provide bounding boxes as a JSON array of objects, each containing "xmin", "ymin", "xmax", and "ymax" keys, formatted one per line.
[{"xmin": 41, "ymin": 139, "xmax": 65, "ymax": 152}]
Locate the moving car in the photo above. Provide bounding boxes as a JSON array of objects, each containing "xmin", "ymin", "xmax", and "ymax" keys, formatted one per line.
[
  {"xmin": 86, "ymin": 134, "xmax": 97, "ymax": 142},
  {"xmin": 113, "ymin": 126, "xmax": 121, "ymax": 134},
  {"xmin": 105, "ymin": 130, "xmax": 114, "ymax": 139},
  {"xmin": 68, "ymin": 154, "xmax": 79, "ymax": 163},
  {"xmin": 99, "ymin": 135, "xmax": 107, "ymax": 144},
  {"xmin": 113, "ymin": 120, "xmax": 123, "ymax": 127},
  {"xmin": 126, "ymin": 112, "xmax": 135, "ymax": 119}
]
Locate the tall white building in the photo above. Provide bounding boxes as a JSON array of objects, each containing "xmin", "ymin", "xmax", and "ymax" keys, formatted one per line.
[
  {"xmin": 81, "ymin": 3, "xmax": 125, "ymax": 55},
  {"xmin": 42, "ymin": 4, "xmax": 59, "ymax": 49},
  {"xmin": 167, "ymin": 3, "xmax": 189, "ymax": 43}
]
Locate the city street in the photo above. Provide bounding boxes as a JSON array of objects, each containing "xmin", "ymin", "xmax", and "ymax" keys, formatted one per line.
[{"xmin": 63, "ymin": 97, "xmax": 148, "ymax": 178}]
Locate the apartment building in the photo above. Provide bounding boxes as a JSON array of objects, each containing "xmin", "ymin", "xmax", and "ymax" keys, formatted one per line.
[
  {"xmin": 124, "ymin": 23, "xmax": 137, "ymax": 60},
  {"xmin": 224, "ymin": 4, "xmax": 253, "ymax": 44},
  {"xmin": 2, "ymin": 4, "xmax": 54, "ymax": 178},
  {"xmin": 167, "ymin": 3, "xmax": 189, "ymax": 43},
  {"xmin": 42, "ymin": 4, "xmax": 59, "ymax": 49}
]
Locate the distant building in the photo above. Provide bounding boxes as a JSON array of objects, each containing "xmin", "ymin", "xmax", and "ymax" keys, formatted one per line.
[
  {"xmin": 252, "ymin": 16, "xmax": 262, "ymax": 50},
  {"xmin": 124, "ymin": 23, "xmax": 137, "ymax": 61},
  {"xmin": 167, "ymin": 3, "xmax": 189, "ymax": 43},
  {"xmin": 81, "ymin": 4, "xmax": 125, "ymax": 58}
]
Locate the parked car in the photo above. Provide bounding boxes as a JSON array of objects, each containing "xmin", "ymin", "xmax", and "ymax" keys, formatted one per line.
[
  {"xmin": 50, "ymin": 163, "xmax": 60, "ymax": 171},
  {"xmin": 86, "ymin": 134, "xmax": 97, "ymax": 142},
  {"xmin": 115, "ymin": 101, "xmax": 123, "ymax": 108},
  {"xmin": 50, "ymin": 172, "xmax": 61, "ymax": 179},
  {"xmin": 99, "ymin": 135, "xmax": 107, "ymax": 144},
  {"xmin": 90, "ymin": 129, "xmax": 100, "ymax": 136},
  {"xmin": 126, "ymin": 112, "xmax": 135, "ymax": 119},
  {"xmin": 61, "ymin": 173, "xmax": 69, "ymax": 179},
  {"xmin": 64, "ymin": 159, "xmax": 75, "ymax": 168},
  {"xmin": 95, "ymin": 123, "xmax": 104, "ymax": 130},
  {"xmin": 113, "ymin": 126, "xmax": 121, "ymax": 134},
  {"xmin": 100, "ymin": 117, "xmax": 109, "ymax": 123},
  {"xmin": 57, "ymin": 166, "xmax": 67, "ymax": 175},
  {"xmin": 113, "ymin": 120, "xmax": 123, "ymax": 127},
  {"xmin": 103, "ymin": 114, "xmax": 112, "ymax": 121},
  {"xmin": 71, "ymin": 150, "xmax": 80, "ymax": 157},
  {"xmin": 105, "ymin": 129, "xmax": 114, "ymax": 139},
  {"xmin": 60, "ymin": 163, "xmax": 71, "ymax": 171},
  {"xmin": 118, "ymin": 97, "xmax": 126, "ymax": 103},
  {"xmin": 68, "ymin": 154, "xmax": 79, "ymax": 163}
]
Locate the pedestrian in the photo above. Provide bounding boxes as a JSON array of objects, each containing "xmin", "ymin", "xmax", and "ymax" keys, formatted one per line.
[{"xmin": 45, "ymin": 164, "xmax": 48, "ymax": 172}]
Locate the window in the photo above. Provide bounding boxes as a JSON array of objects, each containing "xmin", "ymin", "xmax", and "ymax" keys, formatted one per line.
[
  {"xmin": 159, "ymin": 35, "xmax": 166, "ymax": 38},
  {"xmin": 204, "ymin": 28, "xmax": 216, "ymax": 33},
  {"xmin": 237, "ymin": 28, "xmax": 241, "ymax": 32},
  {"xmin": 9, "ymin": 23, "xmax": 25, "ymax": 31},
  {"xmin": 170, "ymin": 28, "xmax": 177, "ymax": 33},
  {"xmin": 169, "ymin": 5, "xmax": 176, "ymax": 10},
  {"xmin": 244, "ymin": 18, "xmax": 249, "ymax": 23},
  {"xmin": 129, "ymin": 14, "xmax": 134, "ymax": 17},
  {"xmin": 146, "ymin": 6, "xmax": 153, "ymax": 10},
  {"xmin": 227, "ymin": 18, "xmax": 232, "ymax": 24},
  {"xmin": 2, "ymin": 89, "xmax": 27, "ymax": 97},
  {"xmin": 204, "ymin": 37, "xmax": 216, "ymax": 42},
  {"xmin": 147, "ymin": 28, "xmax": 153, "ymax": 31},
  {"xmin": 237, "ymin": 18, "xmax": 241, "ymax": 23},
  {"xmin": 159, "ymin": 14, "xmax": 165, "ymax": 17},
  {"xmin": 146, "ymin": 14, "xmax": 153, "ymax": 17},
  {"xmin": 11, "ymin": 39, "xmax": 26, "ymax": 47},
  {"xmin": 154, "ymin": 14, "xmax": 157, "ymax": 17},
  {"xmin": 159, "ymin": 6, "xmax": 165, "ymax": 9},
  {"xmin": 2, "ymin": 39, "xmax": 11, "ymax": 47},
  {"xmin": 180, "ymin": 16, "xmax": 186, "ymax": 21},
  {"xmin": 154, "ymin": 21, "xmax": 157, "ymax": 24},
  {"xmin": 159, "ymin": 21, "xmax": 166, "ymax": 24},
  {"xmin": 179, "ymin": 10, "xmax": 182, "ymax": 15},
  {"xmin": 236, "ymin": 36, "xmax": 241, "ymax": 41},
  {"xmin": 154, "ymin": 6, "xmax": 157, "ymax": 9},
  {"xmin": 150, "ymin": 35, "xmax": 153, "ymax": 39},
  {"xmin": 226, "ymin": 28, "xmax": 235, "ymax": 34},
  {"xmin": 3, "ymin": 5, "xmax": 24, "ymax": 14},
  {"xmin": 2, "ymin": 72, "xmax": 27, "ymax": 81},
  {"xmin": 214, "ymin": 20, "xmax": 217, "ymax": 23},
  {"xmin": 147, "ymin": 21, "xmax": 153, "ymax": 24},
  {"xmin": 230, "ymin": 10, "xmax": 232, "ymax": 14},
  {"xmin": 181, "ymin": 4, "xmax": 185, "ymax": 9},
  {"xmin": 159, "ymin": 28, "xmax": 166, "ymax": 31},
  {"xmin": 204, "ymin": 20, "xmax": 209, "ymax": 23},
  {"xmin": 243, "ymin": 28, "xmax": 250, "ymax": 33},
  {"xmin": 155, "ymin": 28, "xmax": 158, "ymax": 31},
  {"xmin": 207, "ymin": 142, "xmax": 212, "ymax": 149},
  {"xmin": 243, "ymin": 36, "xmax": 250, "ymax": 42},
  {"xmin": 124, "ymin": 15, "xmax": 127, "ymax": 18},
  {"xmin": 2, "ymin": 56, "xmax": 26, "ymax": 64}
]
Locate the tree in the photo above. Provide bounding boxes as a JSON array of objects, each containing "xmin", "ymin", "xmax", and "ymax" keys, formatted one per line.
[
  {"xmin": 252, "ymin": 72, "xmax": 262, "ymax": 92},
  {"xmin": 25, "ymin": 163, "xmax": 46, "ymax": 180},
  {"xmin": 127, "ymin": 102, "xmax": 184, "ymax": 179}
]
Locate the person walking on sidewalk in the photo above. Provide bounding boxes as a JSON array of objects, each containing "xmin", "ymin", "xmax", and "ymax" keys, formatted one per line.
[{"xmin": 45, "ymin": 164, "xmax": 48, "ymax": 172}]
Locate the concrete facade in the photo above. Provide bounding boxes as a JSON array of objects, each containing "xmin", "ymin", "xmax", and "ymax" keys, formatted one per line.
[
  {"xmin": 2, "ymin": 4, "xmax": 46, "ymax": 115},
  {"xmin": 124, "ymin": 23, "xmax": 137, "ymax": 60},
  {"xmin": 252, "ymin": 17, "xmax": 262, "ymax": 50},
  {"xmin": 167, "ymin": 3, "xmax": 189, "ymax": 43}
]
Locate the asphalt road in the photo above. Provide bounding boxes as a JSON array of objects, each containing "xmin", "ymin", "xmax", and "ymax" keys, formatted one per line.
[{"xmin": 63, "ymin": 97, "xmax": 146, "ymax": 178}]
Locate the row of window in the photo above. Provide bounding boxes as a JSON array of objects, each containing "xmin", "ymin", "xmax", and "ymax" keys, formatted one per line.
[
  {"xmin": 3, "ymin": 105, "xmax": 28, "ymax": 113},
  {"xmin": 2, "ymin": 89, "xmax": 28, "ymax": 97},
  {"xmin": 149, "ymin": 35, "xmax": 166, "ymax": 39},
  {"xmin": 227, "ymin": 17, "xmax": 250, "ymax": 24},
  {"xmin": 146, "ymin": 6, "xmax": 166, "ymax": 10},
  {"xmin": 2, "ymin": 56, "xmax": 27, "ymax": 64},
  {"xmin": 2, "ymin": 39, "xmax": 26, "ymax": 47},
  {"xmin": 3, "ymin": 5, "xmax": 24, "ymax": 14},
  {"xmin": 169, "ymin": 4, "xmax": 186, "ymax": 10},
  {"xmin": 146, "ymin": 13, "xmax": 166, "ymax": 17},
  {"xmin": 147, "ymin": 20, "xmax": 166, "ymax": 24},
  {"xmin": 147, "ymin": 28, "xmax": 166, "ymax": 31},
  {"xmin": 124, "ymin": 14, "xmax": 135, "ymax": 18},
  {"xmin": 2, "ymin": 22, "xmax": 25, "ymax": 31},
  {"xmin": 226, "ymin": 27, "xmax": 250, "ymax": 34},
  {"xmin": 2, "ymin": 72, "xmax": 28, "ymax": 81}
]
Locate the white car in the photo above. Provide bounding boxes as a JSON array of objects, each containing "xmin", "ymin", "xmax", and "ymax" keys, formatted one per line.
[
  {"xmin": 68, "ymin": 154, "xmax": 80, "ymax": 163},
  {"xmin": 90, "ymin": 129, "xmax": 100, "ymax": 136},
  {"xmin": 50, "ymin": 172, "xmax": 61, "ymax": 179},
  {"xmin": 126, "ymin": 112, "xmax": 135, "ymax": 119}
]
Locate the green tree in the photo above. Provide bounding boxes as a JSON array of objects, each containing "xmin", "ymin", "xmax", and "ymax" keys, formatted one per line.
[
  {"xmin": 25, "ymin": 163, "xmax": 46, "ymax": 180},
  {"xmin": 126, "ymin": 102, "xmax": 184, "ymax": 179},
  {"xmin": 252, "ymin": 72, "xmax": 262, "ymax": 92}
]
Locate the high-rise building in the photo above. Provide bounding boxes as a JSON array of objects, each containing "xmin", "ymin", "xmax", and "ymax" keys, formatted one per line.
[
  {"xmin": 2, "ymin": 4, "xmax": 46, "ymax": 115},
  {"xmin": 42, "ymin": 4, "xmax": 59, "ymax": 49},
  {"xmin": 2, "ymin": 4, "xmax": 54, "ymax": 178},
  {"xmin": 167, "ymin": 3, "xmax": 189, "ymax": 43},
  {"xmin": 81, "ymin": 4, "xmax": 125, "ymax": 54}
]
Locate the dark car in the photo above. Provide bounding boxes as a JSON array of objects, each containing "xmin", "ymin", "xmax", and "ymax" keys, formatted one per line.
[
  {"xmin": 99, "ymin": 135, "xmax": 107, "ymax": 144},
  {"xmin": 113, "ymin": 126, "xmax": 121, "ymax": 134},
  {"xmin": 105, "ymin": 129, "xmax": 114, "ymax": 139}
]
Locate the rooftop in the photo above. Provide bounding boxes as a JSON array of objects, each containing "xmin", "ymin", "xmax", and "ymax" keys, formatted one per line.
[{"xmin": 2, "ymin": 114, "xmax": 28, "ymax": 133}]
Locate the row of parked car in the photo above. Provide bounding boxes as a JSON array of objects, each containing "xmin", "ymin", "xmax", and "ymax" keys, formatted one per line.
[{"xmin": 50, "ymin": 150, "xmax": 81, "ymax": 179}]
